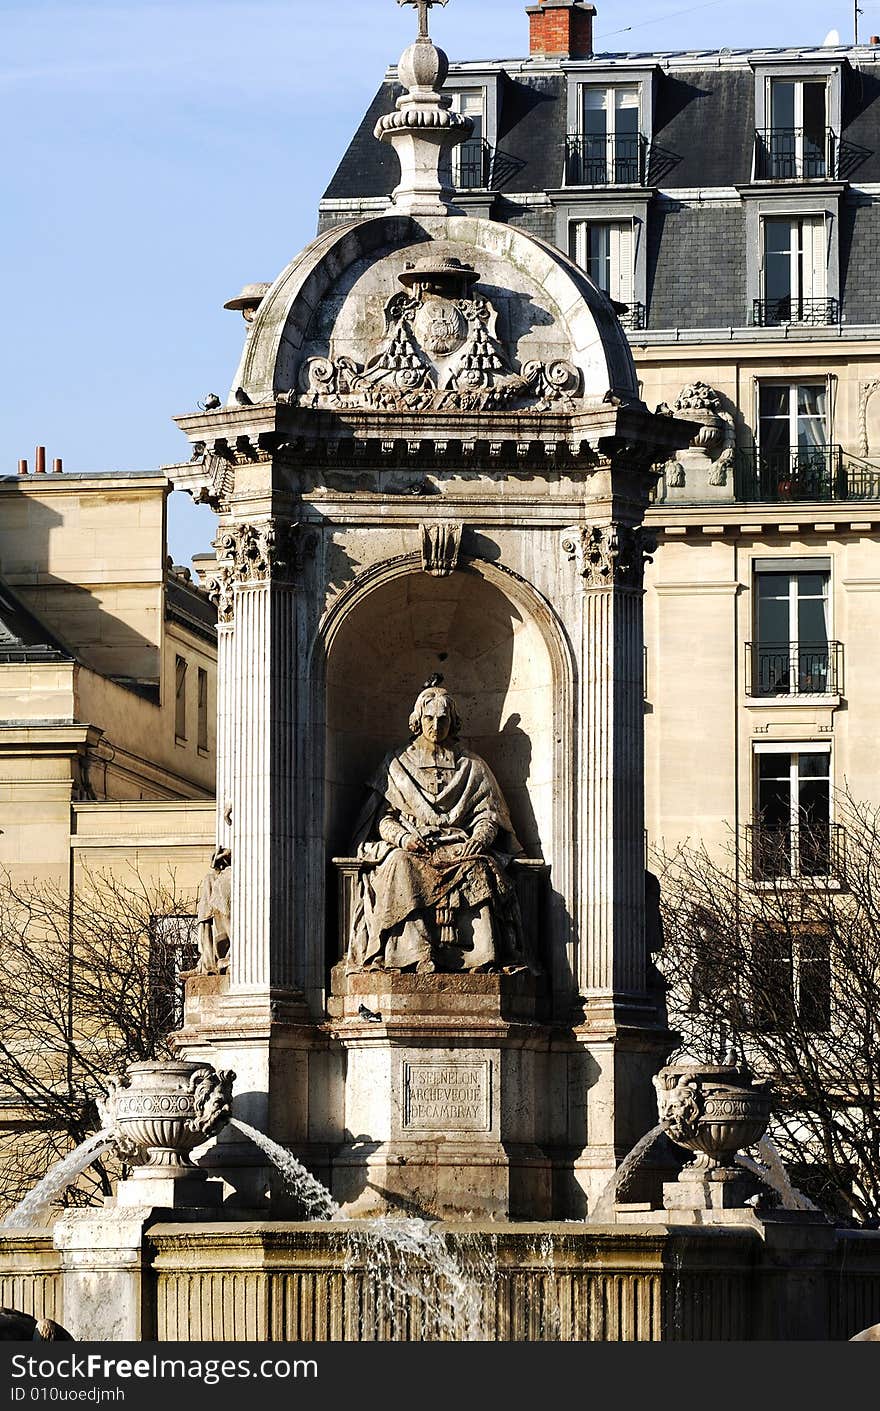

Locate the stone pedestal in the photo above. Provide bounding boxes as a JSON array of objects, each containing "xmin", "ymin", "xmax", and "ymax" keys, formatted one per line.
[
  {"xmin": 327, "ymin": 967, "xmax": 552, "ymax": 1218},
  {"xmin": 53, "ymin": 1208, "xmax": 157, "ymax": 1342},
  {"xmin": 663, "ymin": 1164, "xmax": 758, "ymax": 1217}
]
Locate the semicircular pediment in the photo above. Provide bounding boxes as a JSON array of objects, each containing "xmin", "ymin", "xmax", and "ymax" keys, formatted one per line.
[{"xmin": 230, "ymin": 213, "xmax": 640, "ymax": 415}]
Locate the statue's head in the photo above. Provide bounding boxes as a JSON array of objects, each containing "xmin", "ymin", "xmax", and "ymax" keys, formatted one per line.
[
  {"xmin": 408, "ymin": 686, "xmax": 461, "ymax": 743},
  {"xmin": 211, "ymin": 847, "xmax": 232, "ymax": 871}
]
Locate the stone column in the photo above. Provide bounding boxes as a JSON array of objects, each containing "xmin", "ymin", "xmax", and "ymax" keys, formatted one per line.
[
  {"xmin": 205, "ymin": 567, "xmax": 235, "ymax": 853},
  {"xmin": 215, "ymin": 520, "xmax": 305, "ymax": 992},
  {"xmin": 562, "ymin": 520, "xmax": 655, "ymax": 999},
  {"xmin": 177, "ymin": 519, "xmax": 335, "ymax": 1209}
]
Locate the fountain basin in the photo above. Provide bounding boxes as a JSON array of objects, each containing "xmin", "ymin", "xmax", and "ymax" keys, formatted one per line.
[
  {"xmin": 654, "ymin": 1063, "xmax": 771, "ymax": 1172},
  {"xmin": 100, "ymin": 1060, "xmax": 234, "ymax": 1177}
]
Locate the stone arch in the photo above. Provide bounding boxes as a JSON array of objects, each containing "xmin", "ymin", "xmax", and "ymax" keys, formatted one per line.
[
  {"xmin": 320, "ymin": 554, "xmax": 572, "ymax": 853},
  {"xmin": 230, "ymin": 212, "xmax": 638, "ymax": 407},
  {"xmin": 313, "ymin": 553, "xmax": 576, "ymax": 971}
]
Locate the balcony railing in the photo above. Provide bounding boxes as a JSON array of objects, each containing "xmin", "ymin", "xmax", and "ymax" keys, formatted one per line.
[
  {"xmin": 745, "ymin": 641, "xmax": 842, "ymax": 697},
  {"xmin": 735, "ymin": 446, "xmax": 880, "ymax": 502},
  {"xmin": 614, "ymin": 300, "xmax": 645, "ymax": 330},
  {"xmin": 735, "ymin": 445, "xmax": 848, "ymax": 501},
  {"xmin": 565, "ymin": 133, "xmax": 648, "ymax": 186},
  {"xmin": 752, "ymin": 296, "xmax": 839, "ymax": 327},
  {"xmin": 455, "ymin": 138, "xmax": 494, "ymax": 190},
  {"xmin": 754, "ymin": 127, "xmax": 837, "ymax": 181},
  {"xmin": 745, "ymin": 823, "xmax": 846, "ymax": 882}
]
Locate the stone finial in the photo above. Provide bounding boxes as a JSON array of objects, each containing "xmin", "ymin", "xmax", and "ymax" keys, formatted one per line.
[{"xmin": 375, "ymin": 0, "xmax": 471, "ymax": 215}]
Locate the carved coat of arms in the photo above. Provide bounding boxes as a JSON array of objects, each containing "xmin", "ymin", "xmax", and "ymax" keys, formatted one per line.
[{"xmin": 298, "ymin": 255, "xmax": 581, "ymax": 414}]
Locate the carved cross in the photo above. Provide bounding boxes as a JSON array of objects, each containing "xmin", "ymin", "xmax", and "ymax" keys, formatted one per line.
[{"xmin": 398, "ymin": 0, "xmax": 448, "ymax": 41}]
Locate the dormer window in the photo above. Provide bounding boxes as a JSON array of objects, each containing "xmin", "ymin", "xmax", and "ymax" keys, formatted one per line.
[
  {"xmin": 567, "ymin": 83, "xmax": 646, "ymax": 186},
  {"xmin": 446, "ymin": 88, "xmax": 489, "ymax": 189},
  {"xmin": 751, "ymin": 62, "xmax": 841, "ymax": 182},
  {"xmin": 755, "ymin": 213, "xmax": 837, "ymax": 326}
]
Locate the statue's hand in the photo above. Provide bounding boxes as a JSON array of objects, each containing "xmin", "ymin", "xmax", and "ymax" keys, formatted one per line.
[
  {"xmin": 403, "ymin": 834, "xmax": 427, "ymax": 854},
  {"xmin": 457, "ymin": 837, "xmax": 483, "ymax": 859}
]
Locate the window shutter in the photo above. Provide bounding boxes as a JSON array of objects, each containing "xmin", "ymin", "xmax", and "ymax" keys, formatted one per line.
[
  {"xmin": 801, "ymin": 215, "xmax": 826, "ymax": 300},
  {"xmin": 612, "ymin": 221, "xmax": 634, "ymax": 303}
]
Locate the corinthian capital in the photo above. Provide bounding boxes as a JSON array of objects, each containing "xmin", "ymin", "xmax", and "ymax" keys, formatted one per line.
[
  {"xmin": 205, "ymin": 520, "xmax": 316, "ymax": 623},
  {"xmin": 562, "ymin": 523, "xmax": 657, "ymax": 590}
]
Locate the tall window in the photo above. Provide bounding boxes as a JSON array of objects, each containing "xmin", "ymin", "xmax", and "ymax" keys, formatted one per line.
[
  {"xmin": 579, "ymin": 85, "xmax": 641, "ymax": 184},
  {"xmin": 447, "ymin": 89, "xmax": 486, "ymax": 189},
  {"xmin": 753, "ymin": 566, "xmax": 830, "ymax": 695},
  {"xmin": 761, "ymin": 215, "xmax": 827, "ymax": 323},
  {"xmin": 757, "ymin": 382, "xmax": 830, "ymax": 495},
  {"xmin": 150, "ymin": 914, "xmax": 198, "ymax": 1032},
  {"xmin": 749, "ymin": 926, "xmax": 831, "ymax": 1032},
  {"xmin": 766, "ymin": 79, "xmax": 829, "ymax": 179},
  {"xmin": 570, "ymin": 221, "xmax": 634, "ymax": 305},
  {"xmin": 175, "ymin": 655, "xmax": 187, "ymax": 743},
  {"xmin": 197, "ymin": 667, "xmax": 209, "ymax": 753},
  {"xmin": 753, "ymin": 747, "xmax": 832, "ymax": 879}
]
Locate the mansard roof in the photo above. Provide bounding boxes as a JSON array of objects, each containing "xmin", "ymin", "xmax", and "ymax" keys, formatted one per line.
[{"xmin": 322, "ymin": 42, "xmax": 880, "ymax": 202}]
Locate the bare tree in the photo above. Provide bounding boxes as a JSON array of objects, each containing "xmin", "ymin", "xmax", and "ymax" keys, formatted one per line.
[
  {"xmin": 654, "ymin": 787, "xmax": 880, "ymax": 1225},
  {"xmin": 0, "ymin": 868, "xmax": 196, "ymax": 1215}
]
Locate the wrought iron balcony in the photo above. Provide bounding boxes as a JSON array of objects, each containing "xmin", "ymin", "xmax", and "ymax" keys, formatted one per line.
[
  {"xmin": 754, "ymin": 127, "xmax": 837, "ymax": 181},
  {"xmin": 565, "ymin": 133, "xmax": 648, "ymax": 186},
  {"xmin": 752, "ymin": 296, "xmax": 839, "ymax": 327},
  {"xmin": 736, "ymin": 446, "xmax": 880, "ymax": 502},
  {"xmin": 735, "ymin": 445, "xmax": 845, "ymax": 501},
  {"xmin": 745, "ymin": 641, "xmax": 842, "ymax": 697},
  {"xmin": 455, "ymin": 138, "xmax": 494, "ymax": 191},
  {"xmin": 614, "ymin": 300, "xmax": 645, "ymax": 331},
  {"xmin": 745, "ymin": 823, "xmax": 845, "ymax": 883}
]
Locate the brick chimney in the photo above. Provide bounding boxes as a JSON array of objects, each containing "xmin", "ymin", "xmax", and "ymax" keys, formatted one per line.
[{"xmin": 526, "ymin": 0, "xmax": 596, "ymax": 59}]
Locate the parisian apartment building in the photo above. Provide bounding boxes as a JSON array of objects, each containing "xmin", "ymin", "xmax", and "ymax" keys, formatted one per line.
[{"xmin": 319, "ymin": 0, "xmax": 880, "ymax": 1007}]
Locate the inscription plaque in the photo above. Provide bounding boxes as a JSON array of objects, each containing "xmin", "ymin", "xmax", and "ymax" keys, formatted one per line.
[{"xmin": 402, "ymin": 1060, "xmax": 491, "ymax": 1133}]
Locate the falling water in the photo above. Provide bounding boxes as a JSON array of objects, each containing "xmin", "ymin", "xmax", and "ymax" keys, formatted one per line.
[
  {"xmin": 591, "ymin": 1121, "xmax": 669, "ymax": 1221},
  {"xmin": 737, "ymin": 1137, "xmax": 819, "ymax": 1212},
  {"xmin": 2, "ymin": 1130, "xmax": 115, "ymax": 1228},
  {"xmin": 231, "ymin": 1117, "xmax": 488, "ymax": 1339},
  {"xmin": 230, "ymin": 1119, "xmax": 340, "ymax": 1219},
  {"xmin": 350, "ymin": 1217, "xmax": 490, "ymax": 1341}
]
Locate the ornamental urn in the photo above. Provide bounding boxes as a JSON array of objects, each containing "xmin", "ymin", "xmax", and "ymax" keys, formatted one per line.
[
  {"xmin": 653, "ymin": 1062, "xmax": 771, "ymax": 1171},
  {"xmin": 99, "ymin": 1060, "xmax": 235, "ymax": 1177}
]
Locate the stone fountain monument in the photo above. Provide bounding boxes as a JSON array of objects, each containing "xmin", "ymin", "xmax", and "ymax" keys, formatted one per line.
[
  {"xmin": 5, "ymin": 0, "xmax": 880, "ymax": 1341},
  {"xmin": 163, "ymin": 0, "xmax": 691, "ymax": 1224}
]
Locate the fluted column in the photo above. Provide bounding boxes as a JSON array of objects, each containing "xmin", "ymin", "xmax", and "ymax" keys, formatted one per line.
[
  {"xmin": 208, "ymin": 521, "xmax": 311, "ymax": 992},
  {"xmin": 563, "ymin": 521, "xmax": 655, "ymax": 998}
]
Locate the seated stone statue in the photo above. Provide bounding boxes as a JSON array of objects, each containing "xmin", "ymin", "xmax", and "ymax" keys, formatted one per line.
[{"xmin": 346, "ymin": 683, "xmax": 537, "ymax": 974}]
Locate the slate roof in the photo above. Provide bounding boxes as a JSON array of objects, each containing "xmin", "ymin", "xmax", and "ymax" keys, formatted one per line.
[{"xmin": 0, "ymin": 579, "xmax": 72, "ymax": 664}]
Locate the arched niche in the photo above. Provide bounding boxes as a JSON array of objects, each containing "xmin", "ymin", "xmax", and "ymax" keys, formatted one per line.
[{"xmin": 323, "ymin": 563, "xmax": 562, "ymax": 874}]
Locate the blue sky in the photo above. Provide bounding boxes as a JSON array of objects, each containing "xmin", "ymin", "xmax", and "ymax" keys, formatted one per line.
[{"xmin": 2, "ymin": 0, "xmax": 872, "ymax": 568}]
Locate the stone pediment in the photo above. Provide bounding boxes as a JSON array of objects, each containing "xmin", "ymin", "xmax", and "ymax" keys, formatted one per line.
[{"xmin": 298, "ymin": 255, "xmax": 582, "ymax": 415}]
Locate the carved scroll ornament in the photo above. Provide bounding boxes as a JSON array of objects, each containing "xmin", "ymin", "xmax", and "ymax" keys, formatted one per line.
[
  {"xmin": 562, "ymin": 523, "xmax": 657, "ymax": 590},
  {"xmin": 296, "ymin": 257, "xmax": 582, "ymax": 416},
  {"xmin": 204, "ymin": 521, "xmax": 316, "ymax": 623}
]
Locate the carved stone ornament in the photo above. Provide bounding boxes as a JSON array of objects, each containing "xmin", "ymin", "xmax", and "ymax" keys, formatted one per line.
[
  {"xmin": 205, "ymin": 521, "xmax": 317, "ymax": 623},
  {"xmin": 98, "ymin": 1060, "xmax": 235, "ymax": 1173},
  {"xmin": 859, "ymin": 378, "xmax": 880, "ymax": 456},
  {"xmin": 420, "ymin": 520, "xmax": 462, "ymax": 576},
  {"xmin": 653, "ymin": 1062, "xmax": 771, "ymax": 1173},
  {"xmin": 297, "ymin": 257, "xmax": 582, "ymax": 415},
  {"xmin": 657, "ymin": 380, "xmax": 734, "ymax": 487},
  {"xmin": 561, "ymin": 523, "xmax": 657, "ymax": 589}
]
